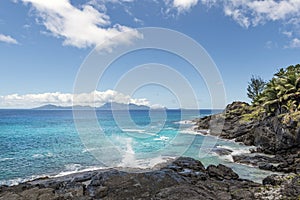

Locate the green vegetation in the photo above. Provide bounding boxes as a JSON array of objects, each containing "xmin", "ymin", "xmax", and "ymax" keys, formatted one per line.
[
  {"xmin": 241, "ymin": 106, "xmax": 264, "ymax": 122},
  {"xmin": 247, "ymin": 75, "xmax": 266, "ymax": 103},
  {"xmin": 245, "ymin": 64, "xmax": 300, "ymax": 126}
]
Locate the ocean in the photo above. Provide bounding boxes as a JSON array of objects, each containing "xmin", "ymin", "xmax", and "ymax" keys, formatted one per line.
[{"xmin": 0, "ymin": 109, "xmax": 274, "ymax": 185}]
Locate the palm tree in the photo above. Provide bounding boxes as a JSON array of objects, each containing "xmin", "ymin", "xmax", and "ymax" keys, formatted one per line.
[
  {"xmin": 258, "ymin": 64, "xmax": 300, "ymax": 115},
  {"xmin": 260, "ymin": 79, "xmax": 281, "ymax": 114}
]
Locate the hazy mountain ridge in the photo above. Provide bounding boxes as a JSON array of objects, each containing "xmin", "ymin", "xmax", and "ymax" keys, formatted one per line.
[{"xmin": 33, "ymin": 102, "xmax": 151, "ymax": 110}]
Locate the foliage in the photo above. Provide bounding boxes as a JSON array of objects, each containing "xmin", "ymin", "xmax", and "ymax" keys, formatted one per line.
[
  {"xmin": 247, "ymin": 64, "xmax": 300, "ymax": 126},
  {"xmin": 247, "ymin": 75, "xmax": 266, "ymax": 103},
  {"xmin": 241, "ymin": 106, "xmax": 264, "ymax": 122}
]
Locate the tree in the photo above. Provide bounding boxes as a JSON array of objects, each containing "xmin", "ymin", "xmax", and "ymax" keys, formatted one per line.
[
  {"xmin": 247, "ymin": 75, "xmax": 266, "ymax": 103},
  {"xmin": 258, "ymin": 65, "xmax": 300, "ymax": 115}
]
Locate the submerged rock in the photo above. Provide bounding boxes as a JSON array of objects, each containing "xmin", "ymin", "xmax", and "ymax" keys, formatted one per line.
[{"xmin": 212, "ymin": 147, "xmax": 233, "ymax": 156}]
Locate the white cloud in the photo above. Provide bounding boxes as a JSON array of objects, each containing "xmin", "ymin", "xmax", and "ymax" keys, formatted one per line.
[
  {"xmin": 0, "ymin": 34, "xmax": 19, "ymax": 44},
  {"xmin": 224, "ymin": 4, "xmax": 250, "ymax": 28},
  {"xmin": 286, "ymin": 38, "xmax": 300, "ymax": 48},
  {"xmin": 21, "ymin": 0, "xmax": 141, "ymax": 49},
  {"xmin": 168, "ymin": 0, "xmax": 300, "ymax": 24},
  {"xmin": 0, "ymin": 90, "xmax": 153, "ymax": 108},
  {"xmin": 282, "ymin": 31, "xmax": 293, "ymax": 37},
  {"xmin": 133, "ymin": 17, "xmax": 143, "ymax": 25},
  {"xmin": 265, "ymin": 40, "xmax": 278, "ymax": 49},
  {"xmin": 172, "ymin": 0, "xmax": 199, "ymax": 12},
  {"xmin": 198, "ymin": 0, "xmax": 300, "ymax": 47},
  {"xmin": 220, "ymin": 0, "xmax": 300, "ymax": 27}
]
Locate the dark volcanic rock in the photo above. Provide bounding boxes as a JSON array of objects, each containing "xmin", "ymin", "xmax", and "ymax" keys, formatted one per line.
[
  {"xmin": 263, "ymin": 174, "xmax": 285, "ymax": 186},
  {"xmin": 212, "ymin": 147, "xmax": 233, "ymax": 156},
  {"xmin": 195, "ymin": 101, "xmax": 300, "ymax": 174},
  {"xmin": 0, "ymin": 157, "xmax": 263, "ymax": 200},
  {"xmin": 207, "ymin": 164, "xmax": 239, "ymax": 180},
  {"xmin": 1, "ymin": 157, "xmax": 300, "ymax": 199}
]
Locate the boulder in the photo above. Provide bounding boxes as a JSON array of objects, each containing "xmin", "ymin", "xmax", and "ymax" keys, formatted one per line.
[{"xmin": 207, "ymin": 164, "xmax": 239, "ymax": 180}]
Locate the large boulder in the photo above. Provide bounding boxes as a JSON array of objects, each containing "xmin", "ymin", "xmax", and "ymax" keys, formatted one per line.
[{"xmin": 206, "ymin": 164, "xmax": 239, "ymax": 180}]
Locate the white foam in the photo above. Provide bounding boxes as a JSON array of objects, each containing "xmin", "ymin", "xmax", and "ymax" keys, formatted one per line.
[
  {"xmin": 64, "ymin": 163, "xmax": 82, "ymax": 171},
  {"xmin": 116, "ymin": 138, "xmax": 175, "ymax": 169},
  {"xmin": 179, "ymin": 125, "xmax": 210, "ymax": 136},
  {"xmin": 216, "ymin": 144, "xmax": 253, "ymax": 155},
  {"xmin": 0, "ymin": 157, "xmax": 14, "ymax": 162},
  {"xmin": 82, "ymin": 147, "xmax": 99, "ymax": 153},
  {"xmin": 0, "ymin": 174, "xmax": 48, "ymax": 186},
  {"xmin": 122, "ymin": 128, "xmax": 145, "ymax": 133},
  {"xmin": 174, "ymin": 120, "xmax": 193, "ymax": 125},
  {"xmin": 164, "ymin": 127, "xmax": 176, "ymax": 130},
  {"xmin": 32, "ymin": 152, "xmax": 54, "ymax": 159},
  {"xmin": 53, "ymin": 166, "xmax": 105, "ymax": 177},
  {"xmin": 122, "ymin": 128, "xmax": 157, "ymax": 136},
  {"xmin": 46, "ymin": 152, "xmax": 53, "ymax": 157},
  {"xmin": 32, "ymin": 154, "xmax": 44, "ymax": 158},
  {"xmin": 119, "ymin": 138, "xmax": 136, "ymax": 168},
  {"xmin": 119, "ymin": 155, "xmax": 175, "ymax": 169},
  {"xmin": 153, "ymin": 136, "xmax": 169, "ymax": 141}
]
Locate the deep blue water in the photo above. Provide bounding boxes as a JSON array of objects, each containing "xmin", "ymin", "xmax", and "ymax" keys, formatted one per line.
[{"xmin": 0, "ymin": 109, "xmax": 274, "ymax": 185}]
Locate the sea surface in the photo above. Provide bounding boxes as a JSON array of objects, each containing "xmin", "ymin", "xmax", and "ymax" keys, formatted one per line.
[{"xmin": 0, "ymin": 109, "xmax": 275, "ymax": 185}]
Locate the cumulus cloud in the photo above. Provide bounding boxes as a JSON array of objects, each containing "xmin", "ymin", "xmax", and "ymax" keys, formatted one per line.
[
  {"xmin": 168, "ymin": 0, "xmax": 300, "ymax": 25},
  {"xmin": 21, "ymin": 0, "xmax": 141, "ymax": 49},
  {"xmin": 221, "ymin": 0, "xmax": 300, "ymax": 28},
  {"xmin": 0, "ymin": 90, "xmax": 153, "ymax": 108},
  {"xmin": 0, "ymin": 34, "xmax": 19, "ymax": 44},
  {"xmin": 181, "ymin": 0, "xmax": 300, "ymax": 47},
  {"xmin": 171, "ymin": 0, "xmax": 199, "ymax": 12},
  {"xmin": 216, "ymin": 0, "xmax": 300, "ymax": 47},
  {"xmin": 286, "ymin": 38, "xmax": 300, "ymax": 48}
]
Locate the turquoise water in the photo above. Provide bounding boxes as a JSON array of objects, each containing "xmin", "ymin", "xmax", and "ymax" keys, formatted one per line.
[{"xmin": 0, "ymin": 109, "xmax": 274, "ymax": 185}]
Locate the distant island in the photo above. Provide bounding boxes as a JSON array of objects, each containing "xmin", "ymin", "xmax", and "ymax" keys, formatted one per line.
[{"xmin": 33, "ymin": 102, "xmax": 151, "ymax": 110}]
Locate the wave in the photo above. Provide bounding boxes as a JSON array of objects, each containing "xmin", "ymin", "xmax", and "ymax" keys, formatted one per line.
[
  {"xmin": 153, "ymin": 136, "xmax": 169, "ymax": 141},
  {"xmin": 215, "ymin": 144, "xmax": 253, "ymax": 155},
  {"xmin": 178, "ymin": 125, "xmax": 210, "ymax": 136},
  {"xmin": 32, "ymin": 154, "xmax": 44, "ymax": 158},
  {"xmin": 53, "ymin": 165, "xmax": 106, "ymax": 177},
  {"xmin": 0, "ymin": 174, "xmax": 49, "ymax": 186},
  {"xmin": 122, "ymin": 128, "xmax": 145, "ymax": 133},
  {"xmin": 0, "ymin": 157, "xmax": 14, "ymax": 162},
  {"xmin": 173, "ymin": 120, "xmax": 193, "ymax": 125},
  {"xmin": 211, "ymin": 144, "xmax": 254, "ymax": 164},
  {"xmin": 82, "ymin": 147, "xmax": 99, "ymax": 153},
  {"xmin": 122, "ymin": 128, "xmax": 157, "ymax": 136},
  {"xmin": 0, "ymin": 164, "xmax": 108, "ymax": 186},
  {"xmin": 32, "ymin": 152, "xmax": 54, "ymax": 159},
  {"xmin": 164, "ymin": 127, "xmax": 176, "ymax": 130}
]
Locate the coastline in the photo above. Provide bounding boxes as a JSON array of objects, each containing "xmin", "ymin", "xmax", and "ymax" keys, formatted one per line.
[
  {"xmin": 1, "ymin": 104, "xmax": 300, "ymax": 199},
  {"xmin": 194, "ymin": 102, "xmax": 300, "ymax": 174},
  {"xmin": 1, "ymin": 157, "xmax": 299, "ymax": 199}
]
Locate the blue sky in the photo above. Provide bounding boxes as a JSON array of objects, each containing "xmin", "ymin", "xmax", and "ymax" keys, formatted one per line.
[{"xmin": 0, "ymin": 0, "xmax": 300, "ymax": 108}]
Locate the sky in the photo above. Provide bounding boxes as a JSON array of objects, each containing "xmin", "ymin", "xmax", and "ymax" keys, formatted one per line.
[{"xmin": 0, "ymin": 0, "xmax": 300, "ymax": 109}]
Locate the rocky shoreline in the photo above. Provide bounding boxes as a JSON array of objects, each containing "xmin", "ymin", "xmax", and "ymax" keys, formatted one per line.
[
  {"xmin": 1, "ymin": 101, "xmax": 300, "ymax": 199},
  {"xmin": 194, "ymin": 102, "xmax": 300, "ymax": 174},
  {"xmin": 1, "ymin": 157, "xmax": 300, "ymax": 200}
]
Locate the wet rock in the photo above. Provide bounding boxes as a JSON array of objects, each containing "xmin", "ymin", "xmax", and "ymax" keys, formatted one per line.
[
  {"xmin": 258, "ymin": 162, "xmax": 275, "ymax": 171},
  {"xmin": 1, "ymin": 157, "xmax": 300, "ymax": 199},
  {"xmin": 195, "ymin": 101, "xmax": 300, "ymax": 174},
  {"xmin": 263, "ymin": 174, "xmax": 285, "ymax": 186},
  {"xmin": 207, "ymin": 164, "xmax": 239, "ymax": 180},
  {"xmin": 212, "ymin": 147, "xmax": 233, "ymax": 156}
]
